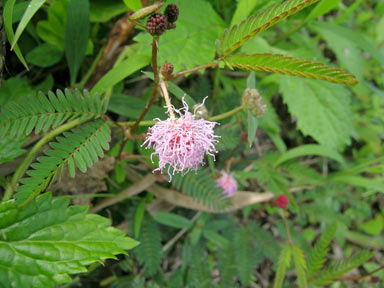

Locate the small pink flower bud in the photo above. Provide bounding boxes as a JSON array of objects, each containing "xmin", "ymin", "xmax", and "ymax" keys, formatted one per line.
[
  {"xmin": 216, "ymin": 170, "xmax": 237, "ymax": 198},
  {"xmin": 142, "ymin": 97, "xmax": 219, "ymax": 180},
  {"xmin": 242, "ymin": 88, "xmax": 267, "ymax": 117},
  {"xmin": 275, "ymin": 195, "xmax": 289, "ymax": 209}
]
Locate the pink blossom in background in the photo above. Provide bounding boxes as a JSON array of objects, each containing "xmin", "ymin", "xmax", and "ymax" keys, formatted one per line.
[
  {"xmin": 216, "ymin": 170, "xmax": 237, "ymax": 198},
  {"xmin": 142, "ymin": 97, "xmax": 219, "ymax": 180}
]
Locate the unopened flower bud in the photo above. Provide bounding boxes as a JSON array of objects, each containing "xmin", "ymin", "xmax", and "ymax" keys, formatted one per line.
[
  {"xmin": 146, "ymin": 13, "xmax": 167, "ymax": 36},
  {"xmin": 275, "ymin": 195, "xmax": 289, "ymax": 209},
  {"xmin": 242, "ymin": 88, "xmax": 267, "ymax": 117},
  {"xmin": 160, "ymin": 62, "xmax": 174, "ymax": 77},
  {"xmin": 164, "ymin": 4, "xmax": 179, "ymax": 23}
]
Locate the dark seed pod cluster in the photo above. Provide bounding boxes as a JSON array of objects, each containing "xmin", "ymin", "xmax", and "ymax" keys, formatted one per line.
[
  {"xmin": 146, "ymin": 4, "xmax": 179, "ymax": 36},
  {"xmin": 160, "ymin": 62, "xmax": 174, "ymax": 76},
  {"xmin": 164, "ymin": 4, "xmax": 179, "ymax": 23},
  {"xmin": 146, "ymin": 13, "xmax": 168, "ymax": 36}
]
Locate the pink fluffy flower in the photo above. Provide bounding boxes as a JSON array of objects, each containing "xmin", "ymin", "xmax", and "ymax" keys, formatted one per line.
[
  {"xmin": 216, "ymin": 170, "xmax": 237, "ymax": 198},
  {"xmin": 142, "ymin": 97, "xmax": 219, "ymax": 180}
]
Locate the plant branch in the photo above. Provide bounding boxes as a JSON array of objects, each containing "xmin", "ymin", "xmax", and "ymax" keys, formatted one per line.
[
  {"xmin": 159, "ymin": 79, "xmax": 175, "ymax": 119},
  {"xmin": 3, "ymin": 119, "xmax": 85, "ymax": 201},
  {"xmin": 167, "ymin": 62, "xmax": 218, "ymax": 79}
]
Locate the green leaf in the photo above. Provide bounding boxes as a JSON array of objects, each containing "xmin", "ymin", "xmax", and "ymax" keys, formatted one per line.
[
  {"xmin": 218, "ymin": 244, "xmax": 236, "ymax": 288},
  {"xmin": 90, "ymin": 0, "xmax": 129, "ymax": 22},
  {"xmin": 91, "ymin": 55, "xmax": 150, "ymax": 94},
  {"xmin": 15, "ymin": 120, "xmax": 111, "ymax": 204},
  {"xmin": 292, "ymin": 244, "xmax": 308, "ymax": 288},
  {"xmin": 224, "ymin": 53, "xmax": 357, "ymax": 85},
  {"xmin": 203, "ymin": 229, "xmax": 230, "ymax": 250},
  {"xmin": 217, "ymin": 0, "xmax": 320, "ymax": 57},
  {"xmin": 0, "ymin": 192, "xmax": 138, "ymax": 288},
  {"xmin": 310, "ymin": 250, "xmax": 374, "ymax": 285},
  {"xmin": 154, "ymin": 212, "xmax": 192, "ymax": 229},
  {"xmin": 230, "ymin": 0, "xmax": 258, "ymax": 26},
  {"xmin": 279, "ymin": 76, "xmax": 352, "ymax": 150},
  {"xmin": 273, "ymin": 243, "xmax": 291, "ymax": 288},
  {"xmin": 134, "ymin": 0, "xmax": 225, "ymax": 72},
  {"xmin": 306, "ymin": 222, "xmax": 337, "ymax": 278},
  {"xmin": 360, "ymin": 214, "xmax": 384, "ymax": 236},
  {"xmin": 0, "ymin": 135, "xmax": 26, "ymax": 165},
  {"xmin": 134, "ymin": 215, "xmax": 162, "ymax": 276},
  {"xmin": 11, "ymin": 0, "xmax": 47, "ymax": 50},
  {"xmin": 305, "ymin": 0, "xmax": 341, "ymax": 22},
  {"xmin": 134, "ymin": 199, "xmax": 146, "ymax": 238},
  {"xmin": 274, "ymin": 144, "xmax": 344, "ymax": 167},
  {"xmin": 123, "ymin": 0, "xmax": 142, "ymax": 11},
  {"xmin": 3, "ymin": 0, "xmax": 28, "ymax": 69},
  {"xmin": 329, "ymin": 175, "xmax": 384, "ymax": 193},
  {"xmin": 65, "ymin": 0, "xmax": 90, "ymax": 84},
  {"xmin": 26, "ymin": 43, "xmax": 63, "ymax": 67},
  {"xmin": 248, "ymin": 111, "xmax": 258, "ymax": 147}
]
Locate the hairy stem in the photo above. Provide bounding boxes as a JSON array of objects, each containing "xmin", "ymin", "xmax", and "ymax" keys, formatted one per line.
[
  {"xmin": 159, "ymin": 79, "xmax": 175, "ymax": 119},
  {"xmin": 167, "ymin": 62, "xmax": 218, "ymax": 79},
  {"xmin": 3, "ymin": 119, "xmax": 84, "ymax": 201}
]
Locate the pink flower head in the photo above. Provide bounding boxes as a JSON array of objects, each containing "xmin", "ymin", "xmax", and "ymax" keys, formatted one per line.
[
  {"xmin": 216, "ymin": 170, "xmax": 237, "ymax": 198},
  {"xmin": 142, "ymin": 97, "xmax": 219, "ymax": 180},
  {"xmin": 275, "ymin": 195, "xmax": 289, "ymax": 209}
]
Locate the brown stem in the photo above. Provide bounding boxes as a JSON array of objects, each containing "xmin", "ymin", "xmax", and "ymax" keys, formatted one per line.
[
  {"xmin": 283, "ymin": 211, "xmax": 294, "ymax": 246},
  {"xmin": 167, "ymin": 62, "xmax": 218, "ymax": 79}
]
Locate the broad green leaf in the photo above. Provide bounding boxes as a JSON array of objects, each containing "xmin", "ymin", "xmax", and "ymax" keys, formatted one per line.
[
  {"xmin": 154, "ymin": 212, "xmax": 192, "ymax": 229},
  {"xmin": 123, "ymin": 0, "xmax": 142, "ymax": 11},
  {"xmin": 90, "ymin": 0, "xmax": 129, "ymax": 22},
  {"xmin": 26, "ymin": 43, "xmax": 63, "ymax": 67},
  {"xmin": 0, "ymin": 193, "xmax": 138, "ymax": 288},
  {"xmin": 224, "ymin": 53, "xmax": 357, "ymax": 85},
  {"xmin": 217, "ymin": 0, "xmax": 320, "ymax": 57},
  {"xmin": 134, "ymin": 0, "xmax": 225, "ymax": 72},
  {"xmin": 65, "ymin": 0, "xmax": 90, "ymax": 85},
  {"xmin": 279, "ymin": 76, "xmax": 352, "ymax": 150},
  {"xmin": 274, "ymin": 144, "xmax": 344, "ymax": 167},
  {"xmin": 274, "ymin": 243, "xmax": 291, "ymax": 288},
  {"xmin": 3, "ymin": 0, "xmax": 28, "ymax": 69},
  {"xmin": 11, "ymin": 0, "xmax": 47, "ymax": 50},
  {"xmin": 91, "ymin": 55, "xmax": 150, "ymax": 94},
  {"xmin": 305, "ymin": 0, "xmax": 341, "ymax": 22},
  {"xmin": 230, "ymin": 0, "xmax": 258, "ymax": 26},
  {"xmin": 360, "ymin": 214, "xmax": 384, "ymax": 236}
]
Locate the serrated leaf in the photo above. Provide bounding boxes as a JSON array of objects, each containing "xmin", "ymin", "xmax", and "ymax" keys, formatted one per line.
[
  {"xmin": 0, "ymin": 135, "xmax": 26, "ymax": 165},
  {"xmin": 274, "ymin": 243, "xmax": 291, "ymax": 288},
  {"xmin": 0, "ymin": 193, "xmax": 138, "ymax": 288},
  {"xmin": 218, "ymin": 244, "xmax": 236, "ymax": 288},
  {"xmin": 217, "ymin": 0, "xmax": 320, "ymax": 57},
  {"xmin": 225, "ymin": 53, "xmax": 357, "ymax": 85},
  {"xmin": 279, "ymin": 76, "xmax": 352, "ymax": 150}
]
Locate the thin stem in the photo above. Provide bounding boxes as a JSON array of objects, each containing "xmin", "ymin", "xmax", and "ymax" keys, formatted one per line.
[
  {"xmin": 3, "ymin": 119, "xmax": 84, "ymax": 201},
  {"xmin": 159, "ymin": 79, "xmax": 175, "ymax": 119},
  {"xmin": 167, "ymin": 62, "xmax": 218, "ymax": 79},
  {"xmin": 129, "ymin": 37, "xmax": 160, "ymax": 134},
  {"xmin": 209, "ymin": 106, "xmax": 244, "ymax": 122},
  {"xmin": 282, "ymin": 211, "xmax": 294, "ymax": 246}
]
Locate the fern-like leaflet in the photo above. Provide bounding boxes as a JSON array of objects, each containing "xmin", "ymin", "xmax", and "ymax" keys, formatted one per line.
[
  {"xmin": 224, "ymin": 53, "xmax": 358, "ymax": 85},
  {"xmin": 15, "ymin": 119, "xmax": 111, "ymax": 204},
  {"xmin": 306, "ymin": 222, "xmax": 338, "ymax": 279},
  {"xmin": 292, "ymin": 244, "xmax": 308, "ymax": 288},
  {"xmin": 0, "ymin": 89, "xmax": 107, "ymax": 137},
  {"xmin": 172, "ymin": 169, "xmax": 228, "ymax": 210},
  {"xmin": 310, "ymin": 250, "xmax": 374, "ymax": 285},
  {"xmin": 274, "ymin": 243, "xmax": 292, "ymax": 288},
  {"xmin": 217, "ymin": 0, "xmax": 320, "ymax": 57}
]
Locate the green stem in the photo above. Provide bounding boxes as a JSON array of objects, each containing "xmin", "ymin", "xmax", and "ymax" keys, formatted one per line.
[
  {"xmin": 118, "ymin": 106, "xmax": 244, "ymax": 127},
  {"xmin": 3, "ymin": 119, "xmax": 84, "ymax": 201}
]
